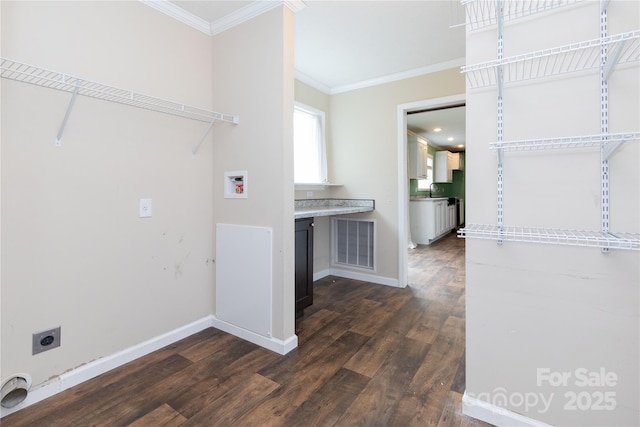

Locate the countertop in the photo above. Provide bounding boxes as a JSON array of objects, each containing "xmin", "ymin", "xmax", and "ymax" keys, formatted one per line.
[{"xmin": 295, "ymin": 199, "xmax": 375, "ymax": 219}]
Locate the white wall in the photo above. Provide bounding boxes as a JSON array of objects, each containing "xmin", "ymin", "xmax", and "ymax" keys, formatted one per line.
[
  {"xmin": 326, "ymin": 70, "xmax": 464, "ymax": 283},
  {"xmin": 211, "ymin": 6, "xmax": 295, "ymax": 343},
  {"xmin": 1, "ymin": 1, "xmax": 215, "ymax": 388},
  {"xmin": 465, "ymin": 2, "xmax": 639, "ymax": 426}
]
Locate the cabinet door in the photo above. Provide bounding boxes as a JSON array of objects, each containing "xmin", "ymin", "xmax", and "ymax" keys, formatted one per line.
[
  {"xmin": 435, "ymin": 151, "xmax": 452, "ymax": 183},
  {"xmin": 295, "ymin": 218, "xmax": 314, "ymax": 316},
  {"xmin": 410, "ymin": 201, "xmax": 433, "ymax": 244},
  {"xmin": 409, "ymin": 140, "xmax": 428, "ymax": 179},
  {"xmin": 434, "ymin": 201, "xmax": 444, "ymax": 236},
  {"xmin": 448, "ymin": 205, "xmax": 456, "ymax": 231},
  {"xmin": 448, "ymin": 153, "xmax": 460, "ymax": 182}
]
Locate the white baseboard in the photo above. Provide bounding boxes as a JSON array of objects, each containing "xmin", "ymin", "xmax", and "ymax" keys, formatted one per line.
[
  {"xmin": 211, "ymin": 317, "xmax": 298, "ymax": 355},
  {"xmin": 318, "ymin": 268, "xmax": 400, "ymax": 288},
  {"xmin": 313, "ymin": 269, "xmax": 331, "ymax": 281},
  {"xmin": 0, "ymin": 315, "xmax": 215, "ymax": 418},
  {"xmin": 462, "ymin": 391, "xmax": 553, "ymax": 427}
]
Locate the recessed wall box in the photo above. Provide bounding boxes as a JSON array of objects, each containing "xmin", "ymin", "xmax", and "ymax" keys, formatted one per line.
[{"xmin": 224, "ymin": 171, "xmax": 247, "ymax": 199}]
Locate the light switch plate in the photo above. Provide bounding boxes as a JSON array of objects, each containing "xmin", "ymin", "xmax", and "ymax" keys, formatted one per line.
[{"xmin": 139, "ymin": 199, "xmax": 152, "ymax": 218}]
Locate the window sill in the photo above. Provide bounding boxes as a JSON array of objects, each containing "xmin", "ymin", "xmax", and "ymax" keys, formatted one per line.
[{"xmin": 295, "ymin": 183, "xmax": 343, "ymax": 191}]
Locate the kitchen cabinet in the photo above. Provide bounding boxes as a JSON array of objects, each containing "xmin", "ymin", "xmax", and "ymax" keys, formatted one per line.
[
  {"xmin": 435, "ymin": 150, "xmax": 460, "ymax": 183},
  {"xmin": 410, "ymin": 198, "xmax": 455, "ymax": 244},
  {"xmin": 295, "ymin": 218, "xmax": 314, "ymax": 318},
  {"xmin": 408, "ymin": 135, "xmax": 430, "ymax": 179}
]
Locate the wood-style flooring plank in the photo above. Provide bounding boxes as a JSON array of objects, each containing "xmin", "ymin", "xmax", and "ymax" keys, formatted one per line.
[
  {"xmin": 180, "ymin": 373, "xmax": 280, "ymax": 426},
  {"xmin": 126, "ymin": 403, "xmax": 187, "ymax": 427},
  {"xmin": 336, "ymin": 337, "xmax": 431, "ymax": 426},
  {"xmin": 237, "ymin": 331, "xmax": 369, "ymax": 426},
  {"xmin": 281, "ymin": 367, "xmax": 371, "ymax": 427},
  {"xmin": 73, "ymin": 338, "xmax": 258, "ymax": 426},
  {"xmin": 343, "ymin": 296, "xmax": 430, "ymax": 378},
  {"xmin": 167, "ymin": 343, "xmax": 279, "ymax": 418},
  {"xmin": 389, "ymin": 316, "xmax": 467, "ymax": 426}
]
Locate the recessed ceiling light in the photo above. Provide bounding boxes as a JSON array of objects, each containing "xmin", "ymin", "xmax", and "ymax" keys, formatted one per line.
[
  {"xmin": 457, "ymin": 144, "xmax": 464, "ymax": 148},
  {"xmin": 433, "ymin": 127, "xmax": 442, "ymax": 132},
  {"xmin": 447, "ymin": 137, "xmax": 454, "ymax": 142}
]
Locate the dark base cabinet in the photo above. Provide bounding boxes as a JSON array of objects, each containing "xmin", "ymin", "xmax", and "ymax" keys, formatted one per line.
[{"xmin": 295, "ymin": 218, "xmax": 314, "ymax": 318}]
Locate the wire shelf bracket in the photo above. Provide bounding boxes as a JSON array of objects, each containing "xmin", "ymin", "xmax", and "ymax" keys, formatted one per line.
[
  {"xmin": 192, "ymin": 118, "xmax": 217, "ymax": 157},
  {"xmin": 458, "ymin": 224, "xmax": 640, "ymax": 250},
  {"xmin": 55, "ymin": 79, "xmax": 81, "ymax": 146},
  {"xmin": 0, "ymin": 57, "xmax": 239, "ymax": 149}
]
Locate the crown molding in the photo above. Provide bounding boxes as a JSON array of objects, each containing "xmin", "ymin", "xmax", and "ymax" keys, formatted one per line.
[
  {"xmin": 141, "ymin": 1, "xmax": 307, "ymax": 37},
  {"xmin": 211, "ymin": 1, "xmax": 307, "ymax": 36},
  {"xmin": 284, "ymin": 0, "xmax": 307, "ymax": 14},
  {"xmin": 140, "ymin": 0, "xmax": 212, "ymax": 35},
  {"xmin": 329, "ymin": 57, "xmax": 467, "ymax": 95},
  {"xmin": 294, "ymin": 70, "xmax": 332, "ymax": 94}
]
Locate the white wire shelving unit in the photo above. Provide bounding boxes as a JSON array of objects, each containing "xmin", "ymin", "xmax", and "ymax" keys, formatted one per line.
[
  {"xmin": 450, "ymin": 0, "xmax": 582, "ymax": 30},
  {"xmin": 462, "ymin": 30, "xmax": 640, "ymax": 88},
  {"xmin": 489, "ymin": 132, "xmax": 640, "ymax": 158},
  {"xmin": 452, "ymin": 0, "xmax": 581, "ymax": 30},
  {"xmin": 459, "ymin": 225, "xmax": 640, "ymax": 250},
  {"xmin": 458, "ymin": 0, "xmax": 640, "ymax": 251},
  {"xmin": 0, "ymin": 57, "xmax": 239, "ymax": 153}
]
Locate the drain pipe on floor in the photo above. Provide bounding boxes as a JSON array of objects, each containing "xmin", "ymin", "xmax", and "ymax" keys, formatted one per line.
[{"xmin": 1, "ymin": 374, "xmax": 32, "ymax": 409}]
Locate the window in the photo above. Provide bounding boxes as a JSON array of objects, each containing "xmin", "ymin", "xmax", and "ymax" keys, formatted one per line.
[
  {"xmin": 417, "ymin": 153, "xmax": 434, "ymax": 190},
  {"xmin": 294, "ymin": 103, "xmax": 327, "ymax": 184}
]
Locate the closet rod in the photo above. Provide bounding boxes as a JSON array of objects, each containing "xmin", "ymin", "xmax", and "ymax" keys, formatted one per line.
[{"xmin": 0, "ymin": 57, "xmax": 239, "ymax": 125}]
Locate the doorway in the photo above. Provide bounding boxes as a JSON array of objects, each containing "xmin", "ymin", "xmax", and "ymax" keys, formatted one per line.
[{"xmin": 396, "ymin": 94, "xmax": 465, "ymax": 287}]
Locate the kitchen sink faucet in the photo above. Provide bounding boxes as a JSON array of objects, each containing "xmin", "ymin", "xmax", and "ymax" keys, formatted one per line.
[{"xmin": 429, "ymin": 183, "xmax": 438, "ymax": 197}]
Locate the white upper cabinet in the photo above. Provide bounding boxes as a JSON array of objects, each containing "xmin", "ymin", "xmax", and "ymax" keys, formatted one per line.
[
  {"xmin": 435, "ymin": 150, "xmax": 460, "ymax": 183},
  {"xmin": 408, "ymin": 135, "xmax": 430, "ymax": 179}
]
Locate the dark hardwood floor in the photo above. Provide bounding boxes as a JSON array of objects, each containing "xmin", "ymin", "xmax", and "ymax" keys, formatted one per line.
[{"xmin": 3, "ymin": 232, "xmax": 489, "ymax": 426}]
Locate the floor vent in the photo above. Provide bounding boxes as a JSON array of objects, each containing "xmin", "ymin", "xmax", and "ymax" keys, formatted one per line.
[{"xmin": 332, "ymin": 218, "xmax": 375, "ymax": 270}]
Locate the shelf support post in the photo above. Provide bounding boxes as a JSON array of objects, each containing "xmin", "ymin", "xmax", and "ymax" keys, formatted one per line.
[
  {"xmin": 496, "ymin": 0, "xmax": 505, "ymax": 244},
  {"xmin": 55, "ymin": 79, "xmax": 81, "ymax": 147},
  {"xmin": 600, "ymin": 0, "xmax": 610, "ymax": 253},
  {"xmin": 191, "ymin": 118, "xmax": 217, "ymax": 157}
]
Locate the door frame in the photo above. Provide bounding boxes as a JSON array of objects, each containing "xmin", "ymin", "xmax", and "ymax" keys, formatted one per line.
[{"xmin": 396, "ymin": 93, "xmax": 466, "ymax": 287}]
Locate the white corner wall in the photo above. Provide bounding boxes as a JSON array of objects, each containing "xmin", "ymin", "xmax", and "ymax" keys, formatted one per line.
[
  {"xmin": 210, "ymin": 6, "xmax": 296, "ymax": 344},
  {"xmin": 464, "ymin": 2, "xmax": 639, "ymax": 426},
  {"xmin": 1, "ymin": 0, "xmax": 215, "ymax": 393}
]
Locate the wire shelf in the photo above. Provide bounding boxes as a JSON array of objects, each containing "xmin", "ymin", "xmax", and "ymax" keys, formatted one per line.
[
  {"xmin": 0, "ymin": 57, "xmax": 239, "ymax": 124},
  {"xmin": 463, "ymin": 30, "xmax": 640, "ymax": 88},
  {"xmin": 461, "ymin": 0, "xmax": 581, "ymax": 30},
  {"xmin": 458, "ymin": 224, "xmax": 640, "ymax": 250},
  {"xmin": 489, "ymin": 132, "xmax": 640, "ymax": 151}
]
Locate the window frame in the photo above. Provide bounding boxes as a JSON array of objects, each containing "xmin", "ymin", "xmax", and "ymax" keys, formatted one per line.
[{"xmin": 294, "ymin": 102, "xmax": 328, "ymax": 185}]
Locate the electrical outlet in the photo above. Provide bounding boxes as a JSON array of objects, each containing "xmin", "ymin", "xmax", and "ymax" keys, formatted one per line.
[
  {"xmin": 32, "ymin": 327, "xmax": 61, "ymax": 355},
  {"xmin": 139, "ymin": 199, "xmax": 152, "ymax": 218}
]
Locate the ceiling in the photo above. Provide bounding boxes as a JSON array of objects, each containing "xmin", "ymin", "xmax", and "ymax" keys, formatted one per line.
[
  {"xmin": 166, "ymin": 0, "xmax": 466, "ymax": 149},
  {"xmin": 407, "ymin": 105, "xmax": 466, "ymax": 151}
]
